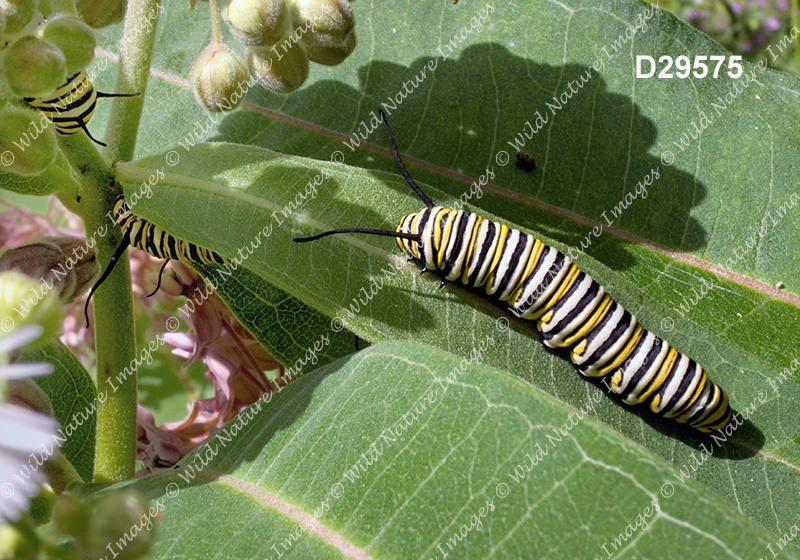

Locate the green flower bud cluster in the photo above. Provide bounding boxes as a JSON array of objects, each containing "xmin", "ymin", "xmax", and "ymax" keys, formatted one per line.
[
  {"xmin": 190, "ymin": 0, "xmax": 355, "ymax": 110},
  {"xmin": 0, "ymin": 10, "xmax": 101, "ymax": 177},
  {"xmin": 2, "ymin": 15, "xmax": 97, "ymax": 97},
  {"xmin": 242, "ymin": 0, "xmax": 356, "ymax": 92}
]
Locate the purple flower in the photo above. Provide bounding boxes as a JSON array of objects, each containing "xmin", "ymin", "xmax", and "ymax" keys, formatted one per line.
[
  {"xmin": 765, "ymin": 17, "xmax": 781, "ymax": 31},
  {"xmin": 136, "ymin": 405, "xmax": 187, "ymax": 474}
]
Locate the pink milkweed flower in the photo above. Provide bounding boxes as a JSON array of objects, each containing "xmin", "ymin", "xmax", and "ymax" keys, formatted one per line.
[{"xmin": 136, "ymin": 262, "xmax": 288, "ymax": 472}]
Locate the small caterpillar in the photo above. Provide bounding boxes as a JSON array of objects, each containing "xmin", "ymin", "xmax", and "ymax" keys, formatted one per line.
[
  {"xmin": 84, "ymin": 194, "xmax": 227, "ymax": 326},
  {"xmin": 25, "ymin": 71, "xmax": 137, "ymax": 147}
]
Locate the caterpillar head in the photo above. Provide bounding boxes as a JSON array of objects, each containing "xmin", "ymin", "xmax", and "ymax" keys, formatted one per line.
[
  {"xmin": 395, "ymin": 207, "xmax": 455, "ymax": 272},
  {"xmin": 395, "ymin": 211, "xmax": 424, "ymax": 261}
]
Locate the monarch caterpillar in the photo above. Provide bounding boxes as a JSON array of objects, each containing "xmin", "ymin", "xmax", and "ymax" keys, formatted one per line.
[
  {"xmin": 294, "ymin": 110, "xmax": 733, "ymax": 433},
  {"xmin": 24, "ymin": 71, "xmax": 138, "ymax": 147},
  {"xmin": 84, "ymin": 194, "xmax": 228, "ymax": 326}
]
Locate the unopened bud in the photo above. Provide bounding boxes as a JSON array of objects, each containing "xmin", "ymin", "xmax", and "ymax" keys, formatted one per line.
[
  {"xmin": 0, "ymin": 0, "xmax": 36, "ymax": 35},
  {"xmin": 4, "ymin": 36, "xmax": 67, "ymax": 97},
  {"xmin": 61, "ymin": 238, "xmax": 99, "ymax": 303},
  {"xmin": 0, "ymin": 108, "xmax": 58, "ymax": 177},
  {"xmin": 292, "ymin": 0, "xmax": 354, "ymax": 47},
  {"xmin": 75, "ymin": 0, "xmax": 127, "ymax": 28},
  {"xmin": 7, "ymin": 378, "xmax": 54, "ymax": 416},
  {"xmin": 0, "ymin": 270, "xmax": 63, "ymax": 342},
  {"xmin": 53, "ymin": 493, "xmax": 91, "ymax": 545},
  {"xmin": 0, "ymin": 0, "xmax": 36, "ymax": 34},
  {"xmin": 306, "ymin": 30, "xmax": 355, "ymax": 65},
  {"xmin": 248, "ymin": 42, "xmax": 309, "ymax": 93},
  {"xmin": 0, "ymin": 237, "xmax": 98, "ymax": 304},
  {"xmin": 40, "ymin": 16, "xmax": 97, "ymax": 74},
  {"xmin": 87, "ymin": 491, "xmax": 156, "ymax": 560},
  {"xmin": 191, "ymin": 42, "xmax": 249, "ymax": 112},
  {"xmin": 225, "ymin": 0, "xmax": 287, "ymax": 46}
]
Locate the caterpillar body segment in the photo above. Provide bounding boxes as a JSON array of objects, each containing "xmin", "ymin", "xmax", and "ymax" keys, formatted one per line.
[{"xmin": 393, "ymin": 206, "xmax": 731, "ymax": 433}]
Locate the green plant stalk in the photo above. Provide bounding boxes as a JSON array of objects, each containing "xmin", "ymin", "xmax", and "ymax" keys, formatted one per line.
[
  {"xmin": 103, "ymin": 0, "xmax": 163, "ymax": 163},
  {"xmin": 58, "ymin": 133, "xmax": 137, "ymax": 483},
  {"xmin": 81, "ymin": 0, "xmax": 163, "ymax": 482},
  {"xmin": 43, "ymin": 452, "xmax": 84, "ymax": 493},
  {"xmin": 792, "ymin": 0, "xmax": 800, "ymax": 73},
  {"xmin": 48, "ymin": 166, "xmax": 83, "ymax": 215},
  {"xmin": 210, "ymin": 0, "xmax": 223, "ymax": 44}
]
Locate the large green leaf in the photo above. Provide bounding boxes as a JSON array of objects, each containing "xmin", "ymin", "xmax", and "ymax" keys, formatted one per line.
[
  {"xmin": 119, "ymin": 140, "xmax": 800, "ymax": 546},
  {"xmin": 22, "ymin": 341, "xmax": 97, "ymax": 482},
  {"xmin": 112, "ymin": 342, "xmax": 797, "ymax": 559},
  {"xmin": 86, "ymin": 0, "xmax": 800, "ymax": 551}
]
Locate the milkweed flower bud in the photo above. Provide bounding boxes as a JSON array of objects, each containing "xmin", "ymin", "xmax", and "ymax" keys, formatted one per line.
[
  {"xmin": 0, "ymin": 0, "xmax": 36, "ymax": 34},
  {"xmin": 191, "ymin": 42, "xmax": 249, "ymax": 112},
  {"xmin": 0, "ymin": 241, "xmax": 72, "ymax": 302},
  {"xmin": 0, "ymin": 270, "xmax": 63, "ymax": 343},
  {"xmin": 292, "ymin": 0, "xmax": 354, "ymax": 47},
  {"xmin": 75, "ymin": 0, "xmax": 127, "ymax": 28},
  {"xmin": 7, "ymin": 378, "xmax": 54, "ymax": 417},
  {"xmin": 225, "ymin": 0, "xmax": 287, "ymax": 46},
  {"xmin": 40, "ymin": 16, "xmax": 97, "ymax": 75},
  {"xmin": 248, "ymin": 41, "xmax": 309, "ymax": 93},
  {"xmin": 305, "ymin": 30, "xmax": 355, "ymax": 65},
  {"xmin": 3, "ymin": 36, "xmax": 67, "ymax": 97},
  {"xmin": 53, "ymin": 493, "xmax": 91, "ymax": 545},
  {"xmin": 0, "ymin": 237, "xmax": 98, "ymax": 305},
  {"xmin": 0, "ymin": 108, "xmax": 57, "ymax": 177},
  {"xmin": 87, "ymin": 491, "xmax": 156, "ymax": 560}
]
